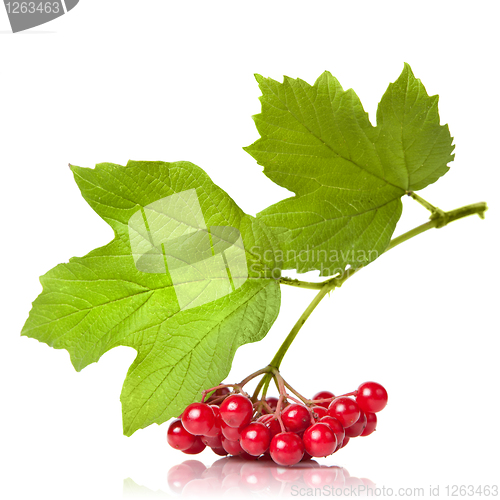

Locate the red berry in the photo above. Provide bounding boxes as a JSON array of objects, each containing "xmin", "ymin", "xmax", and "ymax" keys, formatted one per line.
[
  {"xmin": 266, "ymin": 418, "xmax": 282, "ymax": 439},
  {"xmin": 220, "ymin": 419, "xmax": 244, "ymax": 440},
  {"xmin": 211, "ymin": 447, "xmax": 229, "ymax": 456},
  {"xmin": 360, "ymin": 412, "xmax": 377, "ymax": 437},
  {"xmin": 269, "ymin": 432, "xmax": 305, "ymax": 466},
  {"xmin": 282, "ymin": 404, "xmax": 311, "ymax": 433},
  {"xmin": 219, "ymin": 394, "xmax": 253, "ymax": 428},
  {"xmin": 239, "ymin": 451, "xmax": 260, "ymax": 461},
  {"xmin": 327, "ymin": 397, "xmax": 360, "ymax": 428},
  {"xmin": 356, "ymin": 382, "xmax": 388, "ymax": 413},
  {"xmin": 240, "ymin": 422, "xmax": 271, "ymax": 456},
  {"xmin": 201, "ymin": 433, "xmax": 222, "ymax": 449},
  {"xmin": 340, "ymin": 436, "xmax": 350, "ymax": 449},
  {"xmin": 167, "ymin": 419, "xmax": 196, "ymax": 451},
  {"xmin": 203, "ymin": 405, "xmax": 222, "ymax": 437},
  {"xmin": 311, "ymin": 406, "xmax": 328, "ymax": 420},
  {"xmin": 181, "ymin": 403, "xmax": 215, "ymax": 436},
  {"xmin": 344, "ymin": 410, "xmax": 367, "ymax": 438},
  {"xmin": 302, "ymin": 422, "xmax": 337, "ymax": 457},
  {"xmin": 182, "ymin": 436, "xmax": 206, "ymax": 455},
  {"xmin": 221, "ymin": 435, "xmax": 243, "ymax": 456},
  {"xmin": 263, "ymin": 396, "xmax": 279, "ymax": 413},
  {"xmin": 312, "ymin": 390, "xmax": 335, "ymax": 409},
  {"xmin": 319, "ymin": 416, "xmax": 345, "ymax": 446}
]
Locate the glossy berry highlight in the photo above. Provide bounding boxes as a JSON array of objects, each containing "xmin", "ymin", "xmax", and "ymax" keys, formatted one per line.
[
  {"xmin": 356, "ymin": 382, "xmax": 388, "ymax": 413},
  {"xmin": 181, "ymin": 403, "xmax": 215, "ymax": 436},
  {"xmin": 219, "ymin": 394, "xmax": 253, "ymax": 428},
  {"xmin": 167, "ymin": 419, "xmax": 196, "ymax": 451},
  {"xmin": 282, "ymin": 403, "xmax": 311, "ymax": 433},
  {"xmin": 328, "ymin": 397, "xmax": 361, "ymax": 428},
  {"xmin": 303, "ymin": 422, "xmax": 337, "ymax": 457},
  {"xmin": 269, "ymin": 432, "xmax": 305, "ymax": 466},
  {"xmin": 240, "ymin": 422, "xmax": 271, "ymax": 456}
]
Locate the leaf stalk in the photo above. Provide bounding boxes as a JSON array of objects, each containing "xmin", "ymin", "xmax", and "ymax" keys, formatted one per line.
[{"xmin": 274, "ymin": 198, "xmax": 487, "ymax": 366}]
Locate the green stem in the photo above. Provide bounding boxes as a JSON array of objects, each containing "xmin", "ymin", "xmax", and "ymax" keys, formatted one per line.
[
  {"xmin": 271, "ymin": 199, "xmax": 487, "ymax": 370},
  {"xmin": 269, "ymin": 287, "xmax": 332, "ymax": 369},
  {"xmin": 408, "ymin": 191, "xmax": 441, "ymax": 213},
  {"xmin": 387, "ymin": 201, "xmax": 487, "ymax": 250},
  {"xmin": 279, "ymin": 276, "xmax": 340, "ymax": 290},
  {"xmin": 270, "ymin": 269, "xmax": 356, "ymax": 369},
  {"xmin": 251, "ymin": 374, "xmax": 268, "ymax": 403},
  {"xmin": 238, "ymin": 366, "xmax": 272, "ymax": 388},
  {"xmin": 279, "ymin": 200, "xmax": 487, "ymax": 291}
]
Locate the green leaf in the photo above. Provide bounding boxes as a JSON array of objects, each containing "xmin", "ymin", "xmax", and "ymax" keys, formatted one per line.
[
  {"xmin": 244, "ymin": 63, "xmax": 454, "ymax": 276},
  {"xmin": 21, "ymin": 161, "xmax": 282, "ymax": 436}
]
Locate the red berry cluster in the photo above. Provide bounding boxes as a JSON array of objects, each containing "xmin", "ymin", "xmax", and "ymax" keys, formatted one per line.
[{"xmin": 167, "ymin": 381, "xmax": 388, "ymax": 466}]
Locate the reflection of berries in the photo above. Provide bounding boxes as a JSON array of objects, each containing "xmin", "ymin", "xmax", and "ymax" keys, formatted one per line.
[
  {"xmin": 167, "ymin": 459, "xmax": 365, "ymax": 495},
  {"xmin": 166, "ymin": 380, "xmax": 388, "ymax": 464}
]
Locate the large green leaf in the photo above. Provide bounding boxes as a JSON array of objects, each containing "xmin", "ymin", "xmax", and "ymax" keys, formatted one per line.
[
  {"xmin": 245, "ymin": 63, "xmax": 454, "ymax": 276},
  {"xmin": 22, "ymin": 161, "xmax": 281, "ymax": 436}
]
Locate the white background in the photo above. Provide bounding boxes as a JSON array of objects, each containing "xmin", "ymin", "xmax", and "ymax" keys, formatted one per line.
[{"xmin": 1, "ymin": 1, "xmax": 499, "ymax": 498}]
